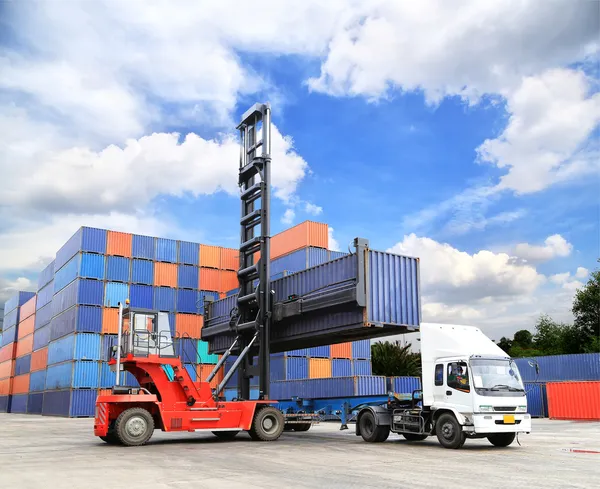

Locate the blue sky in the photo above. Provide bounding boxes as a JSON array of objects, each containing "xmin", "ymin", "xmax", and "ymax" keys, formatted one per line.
[{"xmin": 0, "ymin": 1, "xmax": 598, "ymax": 338}]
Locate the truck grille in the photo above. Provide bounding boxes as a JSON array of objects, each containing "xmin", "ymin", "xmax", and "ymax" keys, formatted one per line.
[{"xmin": 493, "ymin": 407, "xmax": 516, "ymax": 412}]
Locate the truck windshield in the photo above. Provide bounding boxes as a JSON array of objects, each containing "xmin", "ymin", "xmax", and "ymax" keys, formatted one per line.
[{"xmin": 470, "ymin": 359, "xmax": 524, "ymax": 392}]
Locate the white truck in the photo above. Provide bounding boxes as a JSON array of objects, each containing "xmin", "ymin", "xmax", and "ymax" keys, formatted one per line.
[{"xmin": 356, "ymin": 323, "xmax": 533, "ymax": 448}]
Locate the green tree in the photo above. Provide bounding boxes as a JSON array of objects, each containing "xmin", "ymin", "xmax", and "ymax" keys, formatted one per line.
[
  {"xmin": 496, "ymin": 337, "xmax": 513, "ymax": 354},
  {"xmin": 572, "ymin": 265, "xmax": 600, "ymax": 353},
  {"xmin": 512, "ymin": 330, "xmax": 533, "ymax": 349},
  {"xmin": 371, "ymin": 341, "xmax": 421, "ymax": 377}
]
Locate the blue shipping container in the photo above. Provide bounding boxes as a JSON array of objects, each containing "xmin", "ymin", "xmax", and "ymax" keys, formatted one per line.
[
  {"xmin": 105, "ymin": 256, "xmax": 130, "ymax": 282},
  {"xmin": 131, "ymin": 259, "xmax": 154, "ymax": 285},
  {"xmin": 286, "ymin": 357, "xmax": 309, "ymax": 380},
  {"xmin": 270, "ymin": 377, "xmax": 356, "ymax": 400},
  {"xmin": 35, "ymin": 303, "xmax": 53, "ymax": 330},
  {"xmin": 332, "ymin": 359, "xmax": 352, "ymax": 377},
  {"xmin": 178, "ymin": 241, "xmax": 199, "ymax": 266},
  {"xmin": 132, "ymin": 235, "xmax": 155, "ymax": 260},
  {"xmin": 15, "ymin": 354, "xmax": 31, "ymax": 375},
  {"xmin": 525, "ymin": 383, "xmax": 548, "ymax": 418},
  {"xmin": 42, "ymin": 389, "xmax": 97, "ymax": 417},
  {"xmin": 99, "ymin": 363, "xmax": 139, "ymax": 388},
  {"xmin": 154, "ymin": 287, "xmax": 176, "ymax": 312},
  {"xmin": 3, "ymin": 308, "xmax": 19, "ymax": 329},
  {"xmin": 353, "ymin": 359, "xmax": 372, "ymax": 376},
  {"xmin": 0, "ymin": 395, "xmax": 10, "ymax": 413},
  {"xmin": 4, "ymin": 291, "xmax": 35, "ymax": 314},
  {"xmin": 129, "ymin": 285, "xmax": 153, "ymax": 309},
  {"xmin": 52, "ymin": 279, "xmax": 104, "ymax": 317},
  {"xmin": 178, "ymin": 265, "xmax": 198, "ymax": 289},
  {"xmin": 270, "ymin": 247, "xmax": 329, "ymax": 277},
  {"xmin": 515, "ymin": 354, "xmax": 600, "ymax": 382},
  {"xmin": 37, "ymin": 260, "xmax": 55, "ymax": 290},
  {"xmin": 1, "ymin": 325, "xmax": 17, "ymax": 346},
  {"xmin": 177, "ymin": 289, "xmax": 198, "ymax": 314},
  {"xmin": 177, "ymin": 338, "xmax": 198, "ymax": 363},
  {"xmin": 197, "ymin": 291, "xmax": 219, "ymax": 315},
  {"xmin": 352, "ymin": 340, "xmax": 371, "ymax": 360},
  {"xmin": 355, "ymin": 376, "xmax": 386, "ymax": 396},
  {"xmin": 46, "ymin": 361, "xmax": 100, "ymax": 389},
  {"xmin": 27, "ymin": 392, "xmax": 44, "ymax": 414},
  {"xmin": 51, "ymin": 305, "xmax": 102, "ymax": 340},
  {"xmin": 47, "ymin": 333, "xmax": 101, "ymax": 364},
  {"xmin": 104, "ymin": 282, "xmax": 129, "ymax": 308},
  {"xmin": 11, "ymin": 394, "xmax": 28, "ymax": 413},
  {"xmin": 30, "ymin": 370, "xmax": 47, "ymax": 392},
  {"xmin": 392, "ymin": 376, "xmax": 421, "ymax": 394},
  {"xmin": 156, "ymin": 238, "xmax": 177, "ymax": 263},
  {"xmin": 36, "ymin": 281, "xmax": 54, "ymax": 310},
  {"xmin": 55, "ymin": 227, "xmax": 107, "ymax": 271},
  {"xmin": 308, "ymin": 346, "xmax": 330, "ymax": 358},
  {"xmin": 33, "ymin": 324, "xmax": 52, "ymax": 351},
  {"xmin": 185, "ymin": 364, "xmax": 197, "ymax": 381}
]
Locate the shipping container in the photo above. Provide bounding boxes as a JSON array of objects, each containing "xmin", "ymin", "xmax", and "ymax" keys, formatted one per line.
[
  {"xmin": 331, "ymin": 342, "xmax": 352, "ymax": 359},
  {"xmin": 20, "ymin": 296, "xmax": 37, "ymax": 321},
  {"xmin": 156, "ymin": 238, "xmax": 177, "ymax": 263},
  {"xmin": 178, "ymin": 241, "xmax": 199, "ymax": 266},
  {"xmin": 30, "ymin": 369, "xmax": 47, "ymax": 392},
  {"xmin": 46, "ymin": 361, "xmax": 100, "ymax": 389},
  {"xmin": 54, "ymin": 253, "xmax": 105, "ymax": 292},
  {"xmin": 197, "ymin": 340, "xmax": 219, "ymax": 364},
  {"xmin": 131, "ymin": 259, "xmax": 154, "ymax": 285},
  {"xmin": 0, "ymin": 343, "xmax": 16, "ymax": 363},
  {"xmin": 3, "ymin": 309, "xmax": 19, "ymax": 330},
  {"xmin": 35, "ymin": 302, "xmax": 53, "ymax": 330},
  {"xmin": 220, "ymin": 248, "xmax": 238, "ymax": 271},
  {"xmin": 106, "ymin": 231, "xmax": 132, "ymax": 257},
  {"xmin": 52, "ymin": 279, "xmax": 104, "ymax": 317},
  {"xmin": 547, "ymin": 381, "xmax": 600, "ymax": 421},
  {"xmin": 175, "ymin": 314, "xmax": 203, "ymax": 338},
  {"xmin": 309, "ymin": 358, "xmax": 332, "ymax": 379},
  {"xmin": 197, "ymin": 364, "xmax": 224, "ymax": 389},
  {"xmin": 199, "ymin": 245, "xmax": 221, "ymax": 268},
  {"xmin": 129, "ymin": 285, "xmax": 153, "ymax": 309},
  {"xmin": 12, "ymin": 373, "xmax": 30, "ymax": 394},
  {"xmin": 47, "ymin": 333, "xmax": 101, "ymax": 365},
  {"xmin": 197, "ymin": 291, "xmax": 220, "ymax": 315},
  {"xmin": 36, "ymin": 281, "xmax": 54, "ymax": 310},
  {"xmin": 308, "ymin": 346, "xmax": 330, "ymax": 358},
  {"xmin": 154, "ymin": 287, "xmax": 176, "ymax": 312},
  {"xmin": 524, "ymin": 383, "xmax": 548, "ymax": 418},
  {"xmin": 199, "ymin": 268, "xmax": 220, "ymax": 292},
  {"xmin": 185, "ymin": 364, "xmax": 197, "ymax": 381},
  {"xmin": 177, "ymin": 338, "xmax": 198, "ymax": 364},
  {"xmin": 514, "ymin": 354, "xmax": 600, "ymax": 383},
  {"xmin": 270, "ymin": 377, "xmax": 355, "ymax": 400},
  {"xmin": 270, "ymin": 247, "xmax": 329, "ymax": 277},
  {"xmin": 105, "ymin": 256, "xmax": 131, "ymax": 282},
  {"xmin": 51, "ymin": 305, "xmax": 102, "ymax": 340},
  {"xmin": 18, "ymin": 315, "xmax": 35, "ymax": 340},
  {"xmin": 154, "ymin": 262, "xmax": 178, "ymax": 288},
  {"xmin": 392, "ymin": 376, "xmax": 421, "ymax": 394},
  {"xmin": 1, "ymin": 325, "xmax": 18, "ymax": 346},
  {"xmin": 30, "ymin": 348, "xmax": 48, "ymax": 372},
  {"xmin": 11, "ymin": 394, "xmax": 28, "ymax": 413},
  {"xmin": 178, "ymin": 264, "xmax": 198, "ymax": 289},
  {"xmin": 55, "ymin": 227, "xmax": 107, "ymax": 271},
  {"xmin": 37, "ymin": 261, "xmax": 55, "ymax": 290},
  {"xmin": 101, "ymin": 334, "xmax": 119, "ymax": 361},
  {"xmin": 220, "ymin": 271, "xmax": 238, "ymax": 293},
  {"xmin": 285, "ymin": 357, "xmax": 309, "ymax": 380},
  {"xmin": 42, "ymin": 389, "xmax": 97, "ymax": 417},
  {"xmin": 0, "ymin": 360, "xmax": 14, "ymax": 379},
  {"xmin": 352, "ymin": 340, "xmax": 371, "ymax": 360},
  {"xmin": 4, "ymin": 291, "xmax": 35, "ymax": 314},
  {"xmin": 0, "ymin": 395, "xmax": 11, "ymax": 412},
  {"xmin": 353, "ymin": 359, "xmax": 372, "ymax": 376},
  {"xmin": 176, "ymin": 289, "xmax": 199, "ymax": 314},
  {"xmin": 332, "ymin": 359, "xmax": 352, "ymax": 377},
  {"xmin": 33, "ymin": 324, "xmax": 51, "ymax": 351},
  {"xmin": 27, "ymin": 392, "xmax": 44, "ymax": 414},
  {"xmin": 15, "ymin": 354, "xmax": 31, "ymax": 375},
  {"xmin": 16, "ymin": 334, "xmax": 33, "ymax": 357},
  {"xmin": 104, "ymin": 282, "xmax": 129, "ymax": 308},
  {"xmin": 132, "ymin": 234, "xmax": 155, "ymax": 260},
  {"xmin": 355, "ymin": 376, "xmax": 387, "ymax": 396},
  {"xmin": 99, "ymin": 363, "xmax": 139, "ymax": 388},
  {"xmin": 269, "ymin": 221, "xmax": 328, "ymax": 260}
]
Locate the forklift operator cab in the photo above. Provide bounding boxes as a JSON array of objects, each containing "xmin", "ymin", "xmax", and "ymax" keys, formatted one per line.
[{"xmin": 114, "ymin": 309, "xmax": 176, "ymax": 360}]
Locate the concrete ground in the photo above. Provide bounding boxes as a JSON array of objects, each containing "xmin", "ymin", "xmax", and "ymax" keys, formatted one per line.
[{"xmin": 1, "ymin": 415, "xmax": 599, "ymax": 489}]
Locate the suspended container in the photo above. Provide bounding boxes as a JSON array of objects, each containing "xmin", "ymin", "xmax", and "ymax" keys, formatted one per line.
[
  {"xmin": 269, "ymin": 221, "xmax": 328, "ymax": 260},
  {"xmin": 55, "ymin": 227, "xmax": 107, "ymax": 271},
  {"xmin": 270, "ymin": 247, "xmax": 329, "ymax": 277}
]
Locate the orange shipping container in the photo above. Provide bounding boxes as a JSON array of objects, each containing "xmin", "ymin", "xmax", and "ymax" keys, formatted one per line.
[
  {"xmin": 154, "ymin": 262, "xmax": 178, "ymax": 287},
  {"xmin": 220, "ymin": 247, "xmax": 239, "ymax": 271},
  {"xmin": 0, "ymin": 360, "xmax": 15, "ymax": 380},
  {"xmin": 199, "ymin": 268, "xmax": 221, "ymax": 292},
  {"xmin": 12, "ymin": 373, "xmax": 30, "ymax": 394},
  {"xmin": 102, "ymin": 308, "xmax": 119, "ymax": 334},
  {"xmin": 19, "ymin": 296, "xmax": 37, "ymax": 321},
  {"xmin": 0, "ymin": 377, "xmax": 13, "ymax": 396},
  {"xmin": 547, "ymin": 381, "xmax": 600, "ymax": 421},
  {"xmin": 16, "ymin": 334, "xmax": 34, "ymax": 357},
  {"xmin": 271, "ymin": 221, "xmax": 328, "ymax": 259},
  {"xmin": 309, "ymin": 358, "xmax": 332, "ymax": 379},
  {"xmin": 98, "ymin": 389, "xmax": 112, "ymax": 397},
  {"xmin": 17, "ymin": 315, "xmax": 35, "ymax": 340},
  {"xmin": 331, "ymin": 342, "xmax": 352, "ymax": 359},
  {"xmin": 220, "ymin": 270, "xmax": 238, "ymax": 293},
  {"xmin": 31, "ymin": 348, "xmax": 49, "ymax": 372},
  {"xmin": 176, "ymin": 314, "xmax": 203, "ymax": 338},
  {"xmin": 199, "ymin": 244, "xmax": 221, "ymax": 269},
  {"xmin": 0, "ymin": 343, "xmax": 16, "ymax": 363},
  {"xmin": 107, "ymin": 231, "xmax": 133, "ymax": 257},
  {"xmin": 197, "ymin": 364, "xmax": 224, "ymax": 389}
]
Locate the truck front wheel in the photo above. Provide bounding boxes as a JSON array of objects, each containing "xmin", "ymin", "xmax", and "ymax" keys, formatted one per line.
[
  {"xmin": 435, "ymin": 413, "xmax": 466, "ymax": 449},
  {"xmin": 487, "ymin": 433, "xmax": 516, "ymax": 447},
  {"xmin": 359, "ymin": 411, "xmax": 390, "ymax": 443}
]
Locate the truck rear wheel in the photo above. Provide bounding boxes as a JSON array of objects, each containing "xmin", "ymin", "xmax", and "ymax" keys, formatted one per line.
[
  {"xmin": 487, "ymin": 433, "xmax": 516, "ymax": 447},
  {"xmin": 114, "ymin": 407, "xmax": 154, "ymax": 446},
  {"xmin": 248, "ymin": 406, "xmax": 285, "ymax": 441},
  {"xmin": 359, "ymin": 411, "xmax": 390, "ymax": 443},
  {"xmin": 435, "ymin": 413, "xmax": 466, "ymax": 449},
  {"xmin": 402, "ymin": 433, "xmax": 428, "ymax": 441}
]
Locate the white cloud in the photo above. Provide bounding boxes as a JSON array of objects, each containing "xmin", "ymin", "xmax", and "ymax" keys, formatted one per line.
[
  {"xmin": 477, "ymin": 69, "xmax": 600, "ymax": 194},
  {"xmin": 328, "ymin": 227, "xmax": 341, "ymax": 252},
  {"xmin": 512, "ymin": 234, "xmax": 572, "ymax": 263},
  {"xmin": 281, "ymin": 209, "xmax": 296, "ymax": 225},
  {"xmin": 0, "ymin": 277, "xmax": 35, "ymax": 305},
  {"xmin": 550, "ymin": 272, "xmax": 571, "ymax": 285},
  {"xmin": 575, "ymin": 267, "xmax": 589, "ymax": 279},
  {"xmin": 304, "ymin": 202, "xmax": 323, "ymax": 216}
]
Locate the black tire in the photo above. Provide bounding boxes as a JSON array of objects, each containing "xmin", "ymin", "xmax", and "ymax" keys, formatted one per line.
[
  {"xmin": 212, "ymin": 430, "xmax": 240, "ymax": 440},
  {"xmin": 114, "ymin": 407, "xmax": 154, "ymax": 446},
  {"xmin": 435, "ymin": 413, "xmax": 466, "ymax": 449},
  {"xmin": 487, "ymin": 433, "xmax": 516, "ymax": 447},
  {"xmin": 99, "ymin": 430, "xmax": 120, "ymax": 445},
  {"xmin": 248, "ymin": 407, "xmax": 285, "ymax": 441},
  {"xmin": 358, "ymin": 411, "xmax": 390, "ymax": 443},
  {"xmin": 293, "ymin": 423, "xmax": 311, "ymax": 432},
  {"xmin": 402, "ymin": 433, "xmax": 428, "ymax": 441}
]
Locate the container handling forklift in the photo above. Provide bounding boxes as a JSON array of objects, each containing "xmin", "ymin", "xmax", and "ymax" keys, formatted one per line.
[{"xmin": 94, "ymin": 103, "xmax": 289, "ymax": 446}]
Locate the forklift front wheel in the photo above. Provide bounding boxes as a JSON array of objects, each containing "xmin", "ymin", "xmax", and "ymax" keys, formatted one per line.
[
  {"xmin": 248, "ymin": 406, "xmax": 285, "ymax": 441},
  {"xmin": 114, "ymin": 407, "xmax": 155, "ymax": 446}
]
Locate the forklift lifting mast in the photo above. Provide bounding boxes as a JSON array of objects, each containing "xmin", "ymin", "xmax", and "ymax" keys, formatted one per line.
[{"xmin": 94, "ymin": 103, "xmax": 286, "ymax": 446}]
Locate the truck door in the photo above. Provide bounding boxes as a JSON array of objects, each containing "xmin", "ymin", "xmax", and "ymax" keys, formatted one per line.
[{"xmin": 445, "ymin": 361, "xmax": 472, "ymax": 411}]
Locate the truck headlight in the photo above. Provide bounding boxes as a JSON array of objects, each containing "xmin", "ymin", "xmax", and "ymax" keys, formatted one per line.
[
  {"xmin": 478, "ymin": 405, "xmax": 493, "ymax": 412},
  {"xmin": 517, "ymin": 405, "xmax": 527, "ymax": 412}
]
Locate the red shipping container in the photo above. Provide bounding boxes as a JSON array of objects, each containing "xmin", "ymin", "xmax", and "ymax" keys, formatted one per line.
[
  {"xmin": 16, "ymin": 334, "xmax": 34, "ymax": 357},
  {"xmin": 176, "ymin": 314, "xmax": 203, "ymax": 338},
  {"xmin": 0, "ymin": 360, "xmax": 15, "ymax": 380},
  {"xmin": 107, "ymin": 231, "xmax": 133, "ymax": 257},
  {"xmin": 331, "ymin": 343, "xmax": 352, "ymax": 359},
  {"xmin": 0, "ymin": 343, "xmax": 16, "ymax": 363},
  {"xmin": 30, "ymin": 348, "xmax": 48, "ymax": 372},
  {"xmin": 199, "ymin": 268, "xmax": 221, "ymax": 292},
  {"xmin": 19, "ymin": 296, "xmax": 37, "ymax": 321},
  {"xmin": 154, "ymin": 262, "xmax": 178, "ymax": 287},
  {"xmin": 17, "ymin": 315, "xmax": 35, "ymax": 340},
  {"xmin": 0, "ymin": 377, "xmax": 13, "ymax": 396},
  {"xmin": 220, "ymin": 247, "xmax": 238, "ymax": 271},
  {"xmin": 12, "ymin": 373, "xmax": 29, "ymax": 394},
  {"xmin": 219, "ymin": 270, "xmax": 238, "ymax": 293},
  {"xmin": 547, "ymin": 381, "xmax": 600, "ymax": 421},
  {"xmin": 199, "ymin": 245, "xmax": 221, "ymax": 269}
]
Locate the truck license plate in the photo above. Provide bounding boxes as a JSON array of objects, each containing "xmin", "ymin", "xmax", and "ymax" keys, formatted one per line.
[{"xmin": 503, "ymin": 415, "xmax": 515, "ymax": 424}]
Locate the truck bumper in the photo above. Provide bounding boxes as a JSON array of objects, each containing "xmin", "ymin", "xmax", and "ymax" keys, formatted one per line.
[{"xmin": 465, "ymin": 413, "xmax": 531, "ymax": 434}]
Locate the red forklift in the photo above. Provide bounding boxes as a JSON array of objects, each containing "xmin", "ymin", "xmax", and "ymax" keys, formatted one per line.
[{"xmin": 94, "ymin": 103, "xmax": 286, "ymax": 445}]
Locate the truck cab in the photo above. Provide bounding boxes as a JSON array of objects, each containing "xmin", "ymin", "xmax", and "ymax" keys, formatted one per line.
[{"xmin": 356, "ymin": 323, "xmax": 532, "ymax": 449}]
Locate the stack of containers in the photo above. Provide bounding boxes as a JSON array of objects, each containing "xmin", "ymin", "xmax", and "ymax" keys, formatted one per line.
[
  {"xmin": 11, "ymin": 296, "xmax": 37, "ymax": 413},
  {"xmin": 0, "ymin": 291, "xmax": 36, "ymax": 412}
]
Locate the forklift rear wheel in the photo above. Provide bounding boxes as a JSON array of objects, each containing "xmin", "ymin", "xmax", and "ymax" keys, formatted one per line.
[
  {"xmin": 114, "ymin": 407, "xmax": 155, "ymax": 446},
  {"xmin": 487, "ymin": 433, "xmax": 516, "ymax": 447},
  {"xmin": 293, "ymin": 423, "xmax": 311, "ymax": 432},
  {"xmin": 359, "ymin": 411, "xmax": 390, "ymax": 443},
  {"xmin": 248, "ymin": 406, "xmax": 285, "ymax": 441},
  {"xmin": 435, "ymin": 413, "xmax": 466, "ymax": 449},
  {"xmin": 402, "ymin": 433, "xmax": 428, "ymax": 441},
  {"xmin": 212, "ymin": 431, "xmax": 240, "ymax": 440}
]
